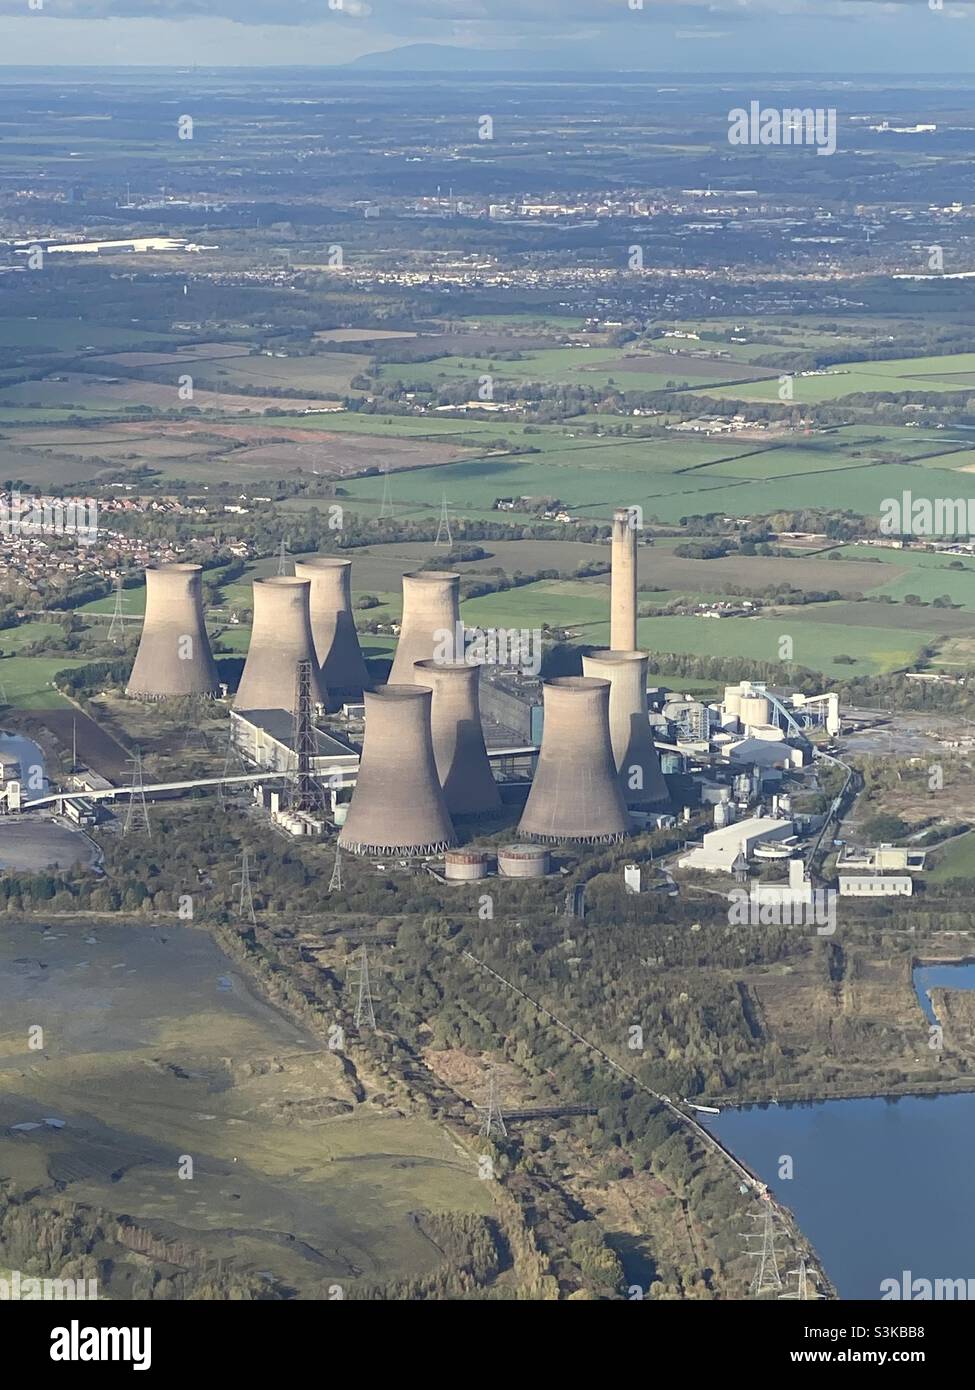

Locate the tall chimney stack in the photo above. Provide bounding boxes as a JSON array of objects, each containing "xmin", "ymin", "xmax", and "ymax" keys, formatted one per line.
[
  {"xmin": 582, "ymin": 649, "xmax": 669, "ymax": 807},
  {"xmin": 610, "ymin": 508, "xmax": 637, "ymax": 652},
  {"xmin": 413, "ymin": 659, "xmax": 501, "ymax": 817},
  {"xmin": 339, "ymin": 685, "xmax": 456, "ymax": 856},
  {"xmin": 518, "ymin": 677, "xmax": 630, "ymax": 843},
  {"xmin": 294, "ymin": 557, "xmax": 370, "ymax": 708},
  {"xmin": 388, "ymin": 570, "xmax": 461, "ymax": 684},
  {"xmin": 234, "ymin": 576, "xmax": 327, "ymax": 712},
  {"xmin": 126, "ymin": 563, "xmax": 219, "ymax": 699}
]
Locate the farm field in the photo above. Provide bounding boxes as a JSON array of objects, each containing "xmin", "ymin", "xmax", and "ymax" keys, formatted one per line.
[
  {"xmin": 459, "ymin": 586, "xmax": 932, "ymax": 673},
  {"xmin": 696, "ymin": 352, "xmax": 975, "ymax": 404},
  {"xmin": 377, "ymin": 344, "xmax": 776, "ymax": 394},
  {"xmin": 0, "ymin": 374, "xmax": 343, "ymax": 417},
  {"xmin": 0, "ymin": 317, "xmax": 179, "ymax": 353}
]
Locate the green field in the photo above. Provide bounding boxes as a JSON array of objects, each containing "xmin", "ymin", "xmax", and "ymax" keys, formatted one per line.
[
  {"xmin": 926, "ymin": 831, "xmax": 975, "ymax": 883},
  {"xmin": 697, "ymin": 352, "xmax": 975, "ymax": 404}
]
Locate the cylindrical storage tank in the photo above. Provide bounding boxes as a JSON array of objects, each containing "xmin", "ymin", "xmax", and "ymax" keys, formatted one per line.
[
  {"xmin": 518, "ymin": 677, "xmax": 630, "ymax": 844},
  {"xmin": 610, "ymin": 508, "xmax": 638, "ymax": 653},
  {"xmin": 444, "ymin": 849, "xmax": 490, "ymax": 881},
  {"xmin": 126, "ymin": 563, "xmax": 219, "ymax": 699},
  {"xmin": 388, "ymin": 571, "xmax": 461, "ymax": 684},
  {"xmin": 497, "ymin": 843, "xmax": 550, "ymax": 878},
  {"xmin": 413, "ymin": 659, "xmax": 501, "ymax": 817},
  {"xmin": 294, "ymin": 557, "xmax": 371, "ymax": 708},
  {"xmin": 740, "ymin": 694, "xmax": 771, "ymax": 728},
  {"xmin": 332, "ymin": 803, "xmax": 349, "ymax": 826},
  {"xmin": 582, "ymin": 649, "xmax": 669, "ymax": 808},
  {"xmin": 339, "ymin": 685, "xmax": 456, "ymax": 856},
  {"xmin": 234, "ymin": 577, "xmax": 328, "ymax": 713},
  {"xmin": 724, "ymin": 685, "xmax": 744, "ymax": 718}
]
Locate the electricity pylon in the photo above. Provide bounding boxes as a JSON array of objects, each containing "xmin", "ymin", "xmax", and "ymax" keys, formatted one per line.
[
  {"xmin": 287, "ymin": 660, "xmax": 323, "ymax": 813},
  {"xmin": 276, "ymin": 538, "xmax": 289, "ymax": 576},
  {"xmin": 743, "ymin": 1204, "xmax": 783, "ymax": 1295},
  {"xmin": 480, "ymin": 1067, "xmax": 507, "ymax": 1139},
  {"xmin": 351, "ymin": 945, "xmax": 376, "ymax": 1030},
  {"xmin": 236, "ymin": 847, "xmax": 257, "ymax": 925},
  {"xmin": 328, "ymin": 845, "xmax": 343, "ymax": 894},
  {"xmin": 378, "ymin": 466, "xmax": 393, "ymax": 519},
  {"xmin": 107, "ymin": 574, "xmax": 125, "ymax": 642},
  {"xmin": 122, "ymin": 747, "xmax": 151, "ymax": 838},
  {"xmin": 434, "ymin": 491, "xmax": 452, "ymax": 547}
]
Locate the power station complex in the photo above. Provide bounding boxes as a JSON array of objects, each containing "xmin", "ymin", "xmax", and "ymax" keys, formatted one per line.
[{"xmin": 119, "ymin": 507, "xmax": 843, "ymax": 878}]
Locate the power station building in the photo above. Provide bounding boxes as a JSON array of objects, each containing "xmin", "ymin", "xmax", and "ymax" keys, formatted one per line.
[
  {"xmin": 338, "ymin": 685, "xmax": 456, "ymax": 856},
  {"xmin": 413, "ymin": 659, "xmax": 501, "ymax": 817},
  {"xmin": 294, "ymin": 556, "xmax": 371, "ymax": 708},
  {"xmin": 388, "ymin": 571, "xmax": 460, "ymax": 684},
  {"xmin": 126, "ymin": 563, "xmax": 219, "ymax": 700},
  {"xmin": 518, "ymin": 677, "xmax": 630, "ymax": 843},
  {"xmin": 582, "ymin": 649, "xmax": 669, "ymax": 808},
  {"xmin": 234, "ymin": 576, "xmax": 327, "ymax": 714}
]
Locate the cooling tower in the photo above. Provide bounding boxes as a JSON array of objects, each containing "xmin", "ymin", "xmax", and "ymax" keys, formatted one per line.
[
  {"xmin": 234, "ymin": 576, "xmax": 327, "ymax": 712},
  {"xmin": 388, "ymin": 571, "xmax": 461, "ymax": 684},
  {"xmin": 294, "ymin": 557, "xmax": 371, "ymax": 707},
  {"xmin": 338, "ymin": 685, "xmax": 456, "ymax": 856},
  {"xmin": 610, "ymin": 508, "xmax": 638, "ymax": 653},
  {"xmin": 413, "ymin": 659, "xmax": 501, "ymax": 817},
  {"xmin": 126, "ymin": 563, "xmax": 219, "ymax": 699},
  {"xmin": 518, "ymin": 676, "xmax": 630, "ymax": 843},
  {"xmin": 582, "ymin": 649, "xmax": 670, "ymax": 808}
]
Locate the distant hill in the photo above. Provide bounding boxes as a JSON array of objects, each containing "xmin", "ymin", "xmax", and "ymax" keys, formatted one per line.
[{"xmin": 347, "ymin": 43, "xmax": 595, "ymax": 72}]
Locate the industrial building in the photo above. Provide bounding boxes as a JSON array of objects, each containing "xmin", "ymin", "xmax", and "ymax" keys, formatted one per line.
[
  {"xmin": 519, "ymin": 677, "xmax": 630, "ymax": 843},
  {"xmin": 234, "ymin": 576, "xmax": 327, "ymax": 714},
  {"xmin": 126, "ymin": 563, "xmax": 219, "ymax": 699},
  {"xmin": 413, "ymin": 659, "xmax": 501, "ymax": 817},
  {"xmin": 582, "ymin": 649, "xmax": 669, "ymax": 808},
  {"xmin": 338, "ymin": 685, "xmax": 456, "ymax": 856},
  {"xmin": 838, "ymin": 874, "xmax": 913, "ymax": 897},
  {"xmin": 387, "ymin": 571, "xmax": 460, "ymax": 684},
  {"xmin": 678, "ymin": 815, "xmax": 797, "ymax": 874},
  {"xmin": 294, "ymin": 557, "xmax": 371, "ymax": 707}
]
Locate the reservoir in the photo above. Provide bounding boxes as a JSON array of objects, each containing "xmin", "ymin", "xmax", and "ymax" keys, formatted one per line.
[{"xmin": 704, "ymin": 1091, "xmax": 975, "ymax": 1298}]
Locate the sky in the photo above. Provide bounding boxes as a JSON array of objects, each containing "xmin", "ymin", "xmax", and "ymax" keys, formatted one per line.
[{"xmin": 0, "ymin": 0, "xmax": 972, "ymax": 73}]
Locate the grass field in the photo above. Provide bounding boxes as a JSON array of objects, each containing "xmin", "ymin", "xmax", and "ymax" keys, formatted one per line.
[
  {"xmin": 926, "ymin": 831, "xmax": 975, "ymax": 882},
  {"xmin": 697, "ymin": 352, "xmax": 975, "ymax": 404}
]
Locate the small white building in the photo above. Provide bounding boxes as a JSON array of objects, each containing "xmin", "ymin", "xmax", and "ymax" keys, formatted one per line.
[{"xmin": 838, "ymin": 874, "xmax": 913, "ymax": 897}]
